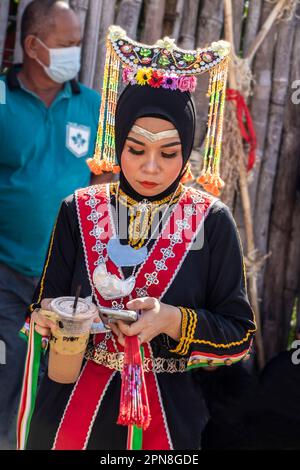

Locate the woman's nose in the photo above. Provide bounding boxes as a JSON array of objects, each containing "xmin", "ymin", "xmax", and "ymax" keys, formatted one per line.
[{"xmin": 142, "ymin": 153, "xmax": 160, "ymax": 173}]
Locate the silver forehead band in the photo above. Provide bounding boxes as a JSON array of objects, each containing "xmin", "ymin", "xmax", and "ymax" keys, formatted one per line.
[{"xmin": 131, "ymin": 125, "xmax": 179, "ymax": 143}]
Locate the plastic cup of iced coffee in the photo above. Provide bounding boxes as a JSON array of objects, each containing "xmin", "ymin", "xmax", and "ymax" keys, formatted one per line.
[{"xmin": 48, "ymin": 297, "xmax": 98, "ymax": 384}]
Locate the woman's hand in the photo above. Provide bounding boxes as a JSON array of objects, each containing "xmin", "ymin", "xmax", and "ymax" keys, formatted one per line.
[
  {"xmin": 109, "ymin": 297, "xmax": 182, "ymax": 347},
  {"xmin": 31, "ymin": 298, "xmax": 57, "ymax": 336}
]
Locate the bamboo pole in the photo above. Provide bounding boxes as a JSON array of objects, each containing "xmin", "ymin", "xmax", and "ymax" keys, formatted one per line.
[
  {"xmin": 178, "ymin": 0, "xmax": 200, "ymax": 49},
  {"xmin": 284, "ymin": 193, "xmax": 300, "ymax": 347},
  {"xmin": 262, "ymin": 16, "xmax": 300, "ymax": 358},
  {"xmin": 171, "ymin": 0, "xmax": 184, "ymax": 40},
  {"xmin": 254, "ymin": 15, "xmax": 296, "ymax": 301},
  {"xmin": 224, "ymin": 0, "xmax": 265, "ymax": 369},
  {"xmin": 0, "ymin": 0, "xmax": 10, "ymax": 69},
  {"xmin": 236, "ymin": 1, "xmax": 289, "ymax": 235},
  {"xmin": 193, "ymin": 0, "xmax": 224, "ymax": 148},
  {"xmin": 80, "ymin": 0, "xmax": 103, "ymax": 87},
  {"xmin": 92, "ymin": 0, "xmax": 117, "ymax": 91},
  {"xmin": 243, "ymin": 0, "xmax": 262, "ymax": 56},
  {"xmin": 297, "ymin": 280, "xmax": 300, "ymax": 335},
  {"xmin": 13, "ymin": 0, "xmax": 32, "ymax": 64},
  {"xmin": 246, "ymin": 0, "xmax": 288, "ymax": 63},
  {"xmin": 233, "ymin": 1, "xmax": 279, "ymax": 299},
  {"xmin": 232, "ymin": 0, "xmax": 244, "ymax": 54},
  {"xmin": 141, "ymin": 0, "xmax": 166, "ymax": 44},
  {"xmin": 70, "ymin": 0, "xmax": 89, "ymax": 30},
  {"xmin": 115, "ymin": 0, "xmax": 143, "ymax": 39}
]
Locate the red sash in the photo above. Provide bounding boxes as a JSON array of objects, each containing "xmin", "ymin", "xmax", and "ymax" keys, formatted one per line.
[{"xmin": 53, "ymin": 184, "xmax": 216, "ymax": 450}]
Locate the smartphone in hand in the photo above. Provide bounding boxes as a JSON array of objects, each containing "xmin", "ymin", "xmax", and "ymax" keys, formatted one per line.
[{"xmin": 98, "ymin": 306, "xmax": 138, "ymax": 324}]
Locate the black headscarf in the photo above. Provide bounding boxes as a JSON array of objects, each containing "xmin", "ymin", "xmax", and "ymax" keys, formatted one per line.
[{"xmin": 115, "ymin": 84, "xmax": 196, "ymax": 201}]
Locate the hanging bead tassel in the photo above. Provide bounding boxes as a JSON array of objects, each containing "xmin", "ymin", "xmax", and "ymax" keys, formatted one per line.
[
  {"xmin": 180, "ymin": 162, "xmax": 194, "ymax": 183},
  {"xmin": 197, "ymin": 57, "xmax": 229, "ymax": 196},
  {"xmin": 117, "ymin": 335, "xmax": 151, "ymax": 431},
  {"xmin": 87, "ymin": 40, "xmax": 121, "ymax": 175}
]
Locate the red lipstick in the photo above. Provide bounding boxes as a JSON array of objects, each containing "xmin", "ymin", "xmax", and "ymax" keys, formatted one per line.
[{"xmin": 139, "ymin": 181, "xmax": 159, "ymax": 189}]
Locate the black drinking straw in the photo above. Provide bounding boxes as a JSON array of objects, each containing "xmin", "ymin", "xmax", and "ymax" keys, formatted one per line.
[{"xmin": 72, "ymin": 285, "xmax": 82, "ymax": 316}]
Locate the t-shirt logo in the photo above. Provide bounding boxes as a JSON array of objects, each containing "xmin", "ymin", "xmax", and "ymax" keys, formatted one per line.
[{"xmin": 66, "ymin": 122, "xmax": 91, "ymax": 158}]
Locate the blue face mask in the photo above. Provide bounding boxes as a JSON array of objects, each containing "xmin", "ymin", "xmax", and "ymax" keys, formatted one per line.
[{"xmin": 35, "ymin": 37, "xmax": 81, "ymax": 83}]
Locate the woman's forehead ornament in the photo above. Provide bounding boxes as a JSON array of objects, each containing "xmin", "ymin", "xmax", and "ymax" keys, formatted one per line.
[
  {"xmin": 87, "ymin": 25, "xmax": 231, "ymax": 197},
  {"xmin": 130, "ymin": 125, "xmax": 179, "ymax": 143}
]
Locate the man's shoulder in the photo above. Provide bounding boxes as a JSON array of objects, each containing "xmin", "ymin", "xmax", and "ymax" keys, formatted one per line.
[{"xmin": 76, "ymin": 82, "xmax": 101, "ymax": 102}]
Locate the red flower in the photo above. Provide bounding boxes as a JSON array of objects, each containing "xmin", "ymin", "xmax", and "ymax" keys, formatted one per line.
[{"xmin": 149, "ymin": 71, "xmax": 164, "ymax": 88}]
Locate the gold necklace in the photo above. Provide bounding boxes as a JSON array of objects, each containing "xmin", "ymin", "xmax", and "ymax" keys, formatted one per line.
[
  {"xmin": 110, "ymin": 182, "xmax": 183, "ymax": 207},
  {"xmin": 111, "ymin": 183, "xmax": 183, "ymax": 248}
]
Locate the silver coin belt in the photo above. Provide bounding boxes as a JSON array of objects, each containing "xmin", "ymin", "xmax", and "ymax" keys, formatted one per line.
[{"xmin": 84, "ymin": 343, "xmax": 188, "ymax": 373}]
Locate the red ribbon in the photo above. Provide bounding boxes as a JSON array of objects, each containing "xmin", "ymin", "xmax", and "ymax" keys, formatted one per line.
[{"xmin": 226, "ymin": 88, "xmax": 257, "ymax": 171}]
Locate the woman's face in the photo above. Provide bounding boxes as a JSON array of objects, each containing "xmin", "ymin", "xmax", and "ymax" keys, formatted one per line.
[{"xmin": 120, "ymin": 117, "xmax": 183, "ymax": 197}]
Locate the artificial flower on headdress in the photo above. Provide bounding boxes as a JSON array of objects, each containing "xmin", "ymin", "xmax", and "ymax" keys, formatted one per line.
[
  {"xmin": 87, "ymin": 25, "xmax": 230, "ymax": 197},
  {"xmin": 148, "ymin": 70, "xmax": 164, "ymax": 88},
  {"xmin": 161, "ymin": 72, "xmax": 178, "ymax": 90},
  {"xmin": 136, "ymin": 67, "xmax": 152, "ymax": 86}
]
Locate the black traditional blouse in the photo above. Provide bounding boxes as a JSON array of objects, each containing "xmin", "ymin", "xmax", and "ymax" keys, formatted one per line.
[{"xmin": 26, "ymin": 182, "xmax": 256, "ymax": 450}]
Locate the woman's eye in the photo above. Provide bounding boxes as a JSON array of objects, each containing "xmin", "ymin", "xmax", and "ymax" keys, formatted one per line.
[
  {"xmin": 161, "ymin": 151, "xmax": 177, "ymax": 159},
  {"xmin": 128, "ymin": 147, "xmax": 144, "ymax": 155}
]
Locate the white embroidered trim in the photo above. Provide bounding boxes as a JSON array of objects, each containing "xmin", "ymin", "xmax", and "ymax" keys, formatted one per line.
[{"xmin": 75, "ymin": 184, "xmax": 119, "ymax": 349}]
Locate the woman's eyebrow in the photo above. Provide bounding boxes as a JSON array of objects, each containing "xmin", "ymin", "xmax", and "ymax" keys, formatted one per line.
[
  {"xmin": 127, "ymin": 136, "xmax": 181, "ymax": 148},
  {"xmin": 127, "ymin": 136, "xmax": 145, "ymax": 146},
  {"xmin": 160, "ymin": 141, "xmax": 181, "ymax": 148}
]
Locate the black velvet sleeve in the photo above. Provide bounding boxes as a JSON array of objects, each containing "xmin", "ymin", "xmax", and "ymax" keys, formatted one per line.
[
  {"xmin": 168, "ymin": 203, "xmax": 256, "ymax": 368},
  {"xmin": 28, "ymin": 196, "xmax": 79, "ymax": 311}
]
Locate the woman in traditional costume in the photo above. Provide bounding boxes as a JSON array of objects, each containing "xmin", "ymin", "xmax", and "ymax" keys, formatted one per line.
[{"xmin": 18, "ymin": 27, "xmax": 256, "ymax": 451}]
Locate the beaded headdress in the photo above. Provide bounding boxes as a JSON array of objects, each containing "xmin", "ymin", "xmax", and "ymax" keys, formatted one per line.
[{"xmin": 87, "ymin": 25, "xmax": 230, "ymax": 196}]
